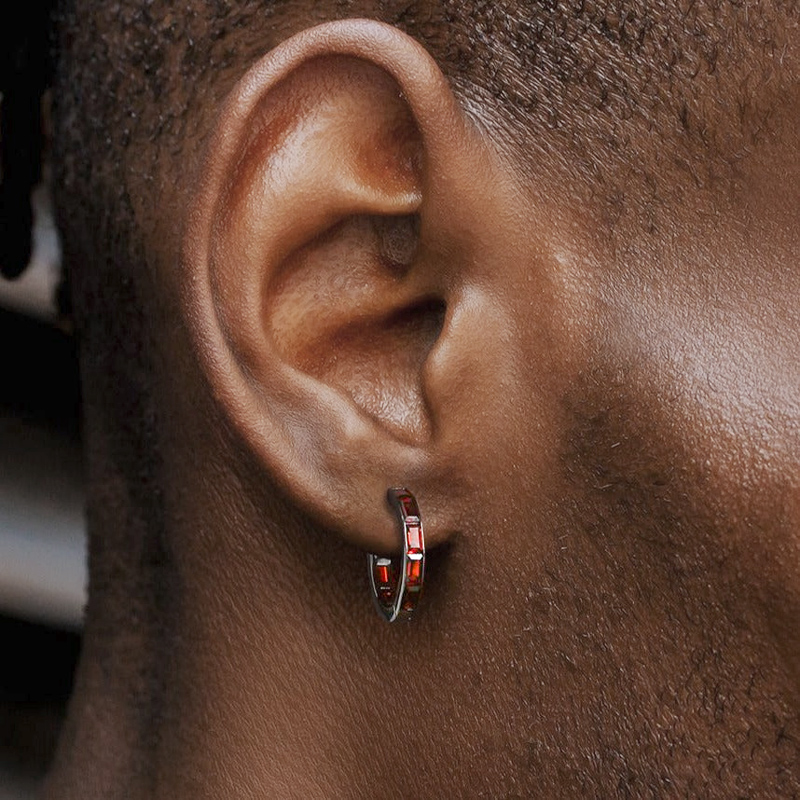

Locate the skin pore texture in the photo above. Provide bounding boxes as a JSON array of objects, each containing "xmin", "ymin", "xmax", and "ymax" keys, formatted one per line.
[{"xmin": 45, "ymin": 1, "xmax": 800, "ymax": 797}]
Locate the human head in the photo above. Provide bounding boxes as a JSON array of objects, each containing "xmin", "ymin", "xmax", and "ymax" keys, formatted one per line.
[{"xmin": 42, "ymin": 1, "xmax": 800, "ymax": 796}]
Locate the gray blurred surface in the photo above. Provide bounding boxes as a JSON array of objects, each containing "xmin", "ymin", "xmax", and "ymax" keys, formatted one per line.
[{"xmin": 0, "ymin": 416, "xmax": 86, "ymax": 629}]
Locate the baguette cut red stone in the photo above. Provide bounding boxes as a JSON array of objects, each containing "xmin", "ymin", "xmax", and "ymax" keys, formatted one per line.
[
  {"xmin": 375, "ymin": 561, "xmax": 391, "ymax": 586},
  {"xmin": 407, "ymin": 524, "xmax": 423, "ymax": 551},
  {"xmin": 398, "ymin": 493, "xmax": 418, "ymax": 518},
  {"xmin": 406, "ymin": 554, "xmax": 423, "ymax": 585}
]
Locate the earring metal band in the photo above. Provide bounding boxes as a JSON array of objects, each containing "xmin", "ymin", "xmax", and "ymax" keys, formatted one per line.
[{"xmin": 368, "ymin": 488, "xmax": 425, "ymax": 623}]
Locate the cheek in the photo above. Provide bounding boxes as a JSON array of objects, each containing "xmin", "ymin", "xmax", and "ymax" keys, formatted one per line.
[
  {"xmin": 675, "ymin": 340, "xmax": 800, "ymax": 671},
  {"xmin": 608, "ymin": 280, "xmax": 800, "ymax": 673}
]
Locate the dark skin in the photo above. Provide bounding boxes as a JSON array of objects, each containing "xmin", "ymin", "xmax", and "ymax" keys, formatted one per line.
[{"xmin": 43, "ymin": 2, "xmax": 800, "ymax": 797}]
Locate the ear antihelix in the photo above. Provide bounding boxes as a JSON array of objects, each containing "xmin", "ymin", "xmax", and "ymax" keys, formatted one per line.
[{"xmin": 266, "ymin": 210, "xmax": 446, "ymax": 444}]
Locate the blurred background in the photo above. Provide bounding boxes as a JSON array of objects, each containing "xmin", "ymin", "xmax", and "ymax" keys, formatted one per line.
[
  {"xmin": 0, "ymin": 188, "xmax": 85, "ymax": 800},
  {"xmin": 2, "ymin": 4, "xmax": 85, "ymax": 795}
]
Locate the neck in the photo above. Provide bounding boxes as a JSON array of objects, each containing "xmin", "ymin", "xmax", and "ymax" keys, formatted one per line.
[{"xmin": 44, "ymin": 504, "xmax": 800, "ymax": 799}]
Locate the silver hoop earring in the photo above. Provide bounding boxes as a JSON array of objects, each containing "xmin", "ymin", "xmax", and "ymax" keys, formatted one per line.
[{"xmin": 368, "ymin": 488, "xmax": 425, "ymax": 622}]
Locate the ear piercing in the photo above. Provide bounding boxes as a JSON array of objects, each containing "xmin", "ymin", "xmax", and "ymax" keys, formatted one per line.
[{"xmin": 368, "ymin": 488, "xmax": 425, "ymax": 622}]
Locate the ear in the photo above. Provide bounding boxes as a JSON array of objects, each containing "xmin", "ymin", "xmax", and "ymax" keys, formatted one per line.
[{"xmin": 182, "ymin": 20, "xmax": 524, "ymax": 554}]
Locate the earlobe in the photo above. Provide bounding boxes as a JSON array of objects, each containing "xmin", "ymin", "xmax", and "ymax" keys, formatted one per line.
[{"xmin": 182, "ymin": 19, "xmax": 522, "ymax": 556}]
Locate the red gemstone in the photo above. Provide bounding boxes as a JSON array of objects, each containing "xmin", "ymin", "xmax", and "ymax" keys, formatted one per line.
[
  {"xmin": 406, "ymin": 554, "xmax": 423, "ymax": 586},
  {"xmin": 376, "ymin": 562, "xmax": 391, "ymax": 586},
  {"xmin": 406, "ymin": 524, "xmax": 423, "ymax": 551},
  {"xmin": 399, "ymin": 493, "xmax": 418, "ymax": 518}
]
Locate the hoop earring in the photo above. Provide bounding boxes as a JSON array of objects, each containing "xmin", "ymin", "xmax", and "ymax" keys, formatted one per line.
[{"xmin": 368, "ymin": 488, "xmax": 425, "ymax": 622}]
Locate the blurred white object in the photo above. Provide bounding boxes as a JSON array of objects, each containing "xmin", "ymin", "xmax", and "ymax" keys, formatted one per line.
[
  {"xmin": 0, "ymin": 182, "xmax": 61, "ymax": 321},
  {"xmin": 0, "ymin": 417, "xmax": 86, "ymax": 629}
]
